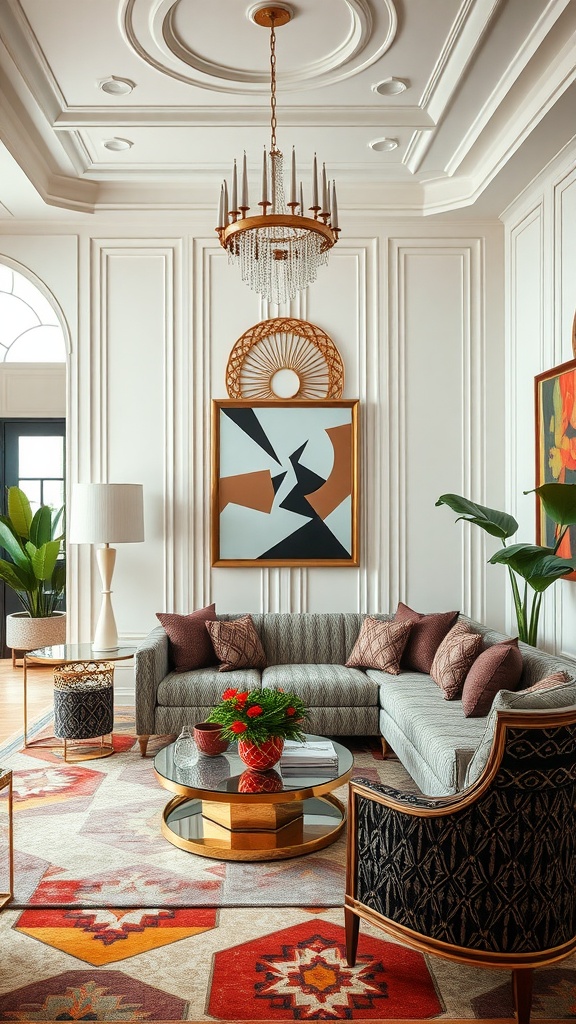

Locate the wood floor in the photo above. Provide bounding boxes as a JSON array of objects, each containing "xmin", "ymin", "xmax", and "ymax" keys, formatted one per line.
[{"xmin": 0, "ymin": 658, "xmax": 52, "ymax": 745}]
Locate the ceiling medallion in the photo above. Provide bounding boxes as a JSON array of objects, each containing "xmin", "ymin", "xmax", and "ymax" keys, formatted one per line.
[
  {"xmin": 226, "ymin": 318, "xmax": 344, "ymax": 400},
  {"xmin": 216, "ymin": 5, "xmax": 340, "ymax": 305}
]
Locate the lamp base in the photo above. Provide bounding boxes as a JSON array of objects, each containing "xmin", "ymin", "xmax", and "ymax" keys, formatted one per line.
[{"xmin": 93, "ymin": 546, "xmax": 119, "ymax": 651}]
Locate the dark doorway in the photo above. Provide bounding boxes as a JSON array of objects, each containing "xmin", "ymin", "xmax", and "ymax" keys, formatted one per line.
[{"xmin": 0, "ymin": 419, "xmax": 66, "ymax": 655}]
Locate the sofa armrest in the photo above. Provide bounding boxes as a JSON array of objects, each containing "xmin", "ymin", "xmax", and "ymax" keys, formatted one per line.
[
  {"xmin": 135, "ymin": 625, "xmax": 169, "ymax": 735},
  {"xmin": 351, "ymin": 777, "xmax": 457, "ymax": 812}
]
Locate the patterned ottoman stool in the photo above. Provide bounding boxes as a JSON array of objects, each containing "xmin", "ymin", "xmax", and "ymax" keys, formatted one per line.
[{"xmin": 53, "ymin": 661, "xmax": 114, "ymax": 761}]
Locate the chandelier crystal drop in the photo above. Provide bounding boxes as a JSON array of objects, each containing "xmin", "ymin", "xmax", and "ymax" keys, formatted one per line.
[{"xmin": 216, "ymin": 5, "xmax": 340, "ymax": 305}]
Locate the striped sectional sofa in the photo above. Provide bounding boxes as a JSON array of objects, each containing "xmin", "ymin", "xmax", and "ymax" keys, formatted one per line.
[{"xmin": 134, "ymin": 611, "xmax": 576, "ymax": 795}]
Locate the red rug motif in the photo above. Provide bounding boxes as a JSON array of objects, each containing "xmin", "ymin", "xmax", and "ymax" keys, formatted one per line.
[{"xmin": 208, "ymin": 920, "xmax": 443, "ymax": 1020}]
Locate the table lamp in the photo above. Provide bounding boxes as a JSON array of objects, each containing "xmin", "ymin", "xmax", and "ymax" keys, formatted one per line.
[{"xmin": 69, "ymin": 483, "xmax": 144, "ymax": 650}]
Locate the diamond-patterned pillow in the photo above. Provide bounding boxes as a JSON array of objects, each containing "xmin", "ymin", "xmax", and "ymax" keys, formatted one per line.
[
  {"xmin": 345, "ymin": 616, "xmax": 413, "ymax": 674},
  {"xmin": 430, "ymin": 621, "xmax": 483, "ymax": 699},
  {"xmin": 393, "ymin": 602, "xmax": 459, "ymax": 673},
  {"xmin": 206, "ymin": 614, "xmax": 267, "ymax": 672}
]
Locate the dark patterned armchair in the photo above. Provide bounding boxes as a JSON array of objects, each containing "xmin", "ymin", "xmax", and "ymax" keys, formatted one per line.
[{"xmin": 345, "ymin": 707, "xmax": 576, "ymax": 1024}]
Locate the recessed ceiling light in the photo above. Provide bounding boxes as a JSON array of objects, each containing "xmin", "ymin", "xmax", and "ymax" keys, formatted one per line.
[
  {"xmin": 103, "ymin": 137, "xmax": 134, "ymax": 151},
  {"xmin": 99, "ymin": 76, "xmax": 136, "ymax": 96},
  {"xmin": 372, "ymin": 77, "xmax": 407, "ymax": 96},
  {"xmin": 369, "ymin": 137, "xmax": 399, "ymax": 152}
]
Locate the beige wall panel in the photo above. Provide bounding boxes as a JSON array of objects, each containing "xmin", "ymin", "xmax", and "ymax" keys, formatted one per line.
[{"xmin": 0, "ymin": 365, "xmax": 65, "ymax": 416}]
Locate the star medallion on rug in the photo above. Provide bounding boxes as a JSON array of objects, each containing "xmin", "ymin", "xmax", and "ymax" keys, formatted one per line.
[
  {"xmin": 0, "ymin": 970, "xmax": 188, "ymax": 1019},
  {"xmin": 207, "ymin": 919, "xmax": 443, "ymax": 1020},
  {"xmin": 14, "ymin": 906, "xmax": 217, "ymax": 965}
]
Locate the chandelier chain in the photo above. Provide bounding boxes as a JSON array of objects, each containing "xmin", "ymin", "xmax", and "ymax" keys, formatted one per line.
[{"xmin": 269, "ymin": 17, "xmax": 278, "ymax": 153}]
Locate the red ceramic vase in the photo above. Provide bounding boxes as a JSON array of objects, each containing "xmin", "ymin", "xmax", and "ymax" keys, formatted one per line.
[
  {"xmin": 193, "ymin": 723, "xmax": 229, "ymax": 756},
  {"xmin": 237, "ymin": 735, "xmax": 284, "ymax": 771},
  {"xmin": 238, "ymin": 768, "xmax": 283, "ymax": 794}
]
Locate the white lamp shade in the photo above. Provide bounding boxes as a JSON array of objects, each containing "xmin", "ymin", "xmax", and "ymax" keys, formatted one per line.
[{"xmin": 69, "ymin": 483, "xmax": 144, "ymax": 544}]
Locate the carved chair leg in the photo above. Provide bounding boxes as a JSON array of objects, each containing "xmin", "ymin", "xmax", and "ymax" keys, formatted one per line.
[
  {"xmin": 512, "ymin": 968, "xmax": 533, "ymax": 1024},
  {"xmin": 138, "ymin": 735, "xmax": 150, "ymax": 757},
  {"xmin": 345, "ymin": 907, "xmax": 360, "ymax": 966}
]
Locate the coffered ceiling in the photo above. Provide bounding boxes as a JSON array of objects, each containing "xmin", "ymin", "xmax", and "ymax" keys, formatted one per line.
[{"xmin": 0, "ymin": 0, "xmax": 575, "ymax": 220}]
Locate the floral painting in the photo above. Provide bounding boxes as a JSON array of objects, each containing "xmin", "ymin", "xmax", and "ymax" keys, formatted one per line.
[{"xmin": 535, "ymin": 357, "xmax": 576, "ymax": 576}]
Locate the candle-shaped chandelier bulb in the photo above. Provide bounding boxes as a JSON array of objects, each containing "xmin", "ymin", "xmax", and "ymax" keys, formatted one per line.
[{"xmin": 215, "ymin": 4, "xmax": 340, "ymax": 304}]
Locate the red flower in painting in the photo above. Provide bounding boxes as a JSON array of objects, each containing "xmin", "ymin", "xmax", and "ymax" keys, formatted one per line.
[
  {"xmin": 222, "ymin": 688, "xmax": 238, "ymax": 701},
  {"xmin": 247, "ymin": 705, "xmax": 263, "ymax": 718},
  {"xmin": 230, "ymin": 721, "xmax": 247, "ymax": 734}
]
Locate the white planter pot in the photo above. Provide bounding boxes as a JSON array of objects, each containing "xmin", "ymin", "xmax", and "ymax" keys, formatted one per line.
[{"xmin": 6, "ymin": 610, "xmax": 66, "ymax": 651}]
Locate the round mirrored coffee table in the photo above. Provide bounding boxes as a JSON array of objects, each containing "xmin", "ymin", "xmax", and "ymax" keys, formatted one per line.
[{"xmin": 153, "ymin": 734, "xmax": 354, "ymax": 861}]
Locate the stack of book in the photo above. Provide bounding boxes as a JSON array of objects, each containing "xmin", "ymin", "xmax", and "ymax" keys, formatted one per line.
[{"xmin": 280, "ymin": 738, "xmax": 339, "ymax": 776}]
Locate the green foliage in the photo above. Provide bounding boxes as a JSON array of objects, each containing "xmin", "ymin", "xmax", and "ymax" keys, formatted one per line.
[
  {"xmin": 0, "ymin": 486, "xmax": 65, "ymax": 618},
  {"xmin": 207, "ymin": 687, "xmax": 308, "ymax": 746},
  {"xmin": 436, "ymin": 485, "xmax": 576, "ymax": 646}
]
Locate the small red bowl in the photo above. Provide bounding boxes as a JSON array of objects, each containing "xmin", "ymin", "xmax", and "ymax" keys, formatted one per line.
[{"xmin": 193, "ymin": 722, "xmax": 229, "ymax": 756}]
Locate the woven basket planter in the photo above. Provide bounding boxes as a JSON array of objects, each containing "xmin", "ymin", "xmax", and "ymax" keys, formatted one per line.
[{"xmin": 6, "ymin": 610, "xmax": 66, "ymax": 652}]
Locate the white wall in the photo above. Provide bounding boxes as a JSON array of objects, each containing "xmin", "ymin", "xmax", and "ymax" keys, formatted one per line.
[
  {"xmin": 0, "ymin": 213, "xmax": 505, "ymax": 696},
  {"xmin": 504, "ymin": 137, "xmax": 576, "ymax": 657}
]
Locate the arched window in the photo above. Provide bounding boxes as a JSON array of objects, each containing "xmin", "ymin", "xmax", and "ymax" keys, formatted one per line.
[{"xmin": 0, "ymin": 264, "xmax": 66, "ymax": 362}]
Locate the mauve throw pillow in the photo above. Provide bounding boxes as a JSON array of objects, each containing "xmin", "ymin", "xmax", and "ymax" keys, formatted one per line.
[
  {"xmin": 522, "ymin": 670, "xmax": 571, "ymax": 693},
  {"xmin": 346, "ymin": 617, "xmax": 413, "ymax": 674},
  {"xmin": 394, "ymin": 602, "xmax": 459, "ymax": 673},
  {"xmin": 156, "ymin": 604, "xmax": 218, "ymax": 672},
  {"xmin": 461, "ymin": 638, "xmax": 523, "ymax": 717},
  {"xmin": 430, "ymin": 621, "xmax": 483, "ymax": 699},
  {"xmin": 206, "ymin": 614, "xmax": 267, "ymax": 672}
]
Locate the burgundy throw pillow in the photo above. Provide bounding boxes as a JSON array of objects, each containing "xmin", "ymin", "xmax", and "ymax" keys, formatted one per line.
[
  {"xmin": 394, "ymin": 602, "xmax": 459, "ymax": 673},
  {"xmin": 430, "ymin": 621, "xmax": 483, "ymax": 700},
  {"xmin": 156, "ymin": 604, "xmax": 218, "ymax": 672},
  {"xmin": 461, "ymin": 638, "xmax": 523, "ymax": 717},
  {"xmin": 345, "ymin": 617, "xmax": 413, "ymax": 675},
  {"xmin": 206, "ymin": 614, "xmax": 267, "ymax": 672}
]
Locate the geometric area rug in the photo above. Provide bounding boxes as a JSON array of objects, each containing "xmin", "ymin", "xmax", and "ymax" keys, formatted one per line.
[{"xmin": 0, "ymin": 711, "xmax": 575, "ymax": 1020}]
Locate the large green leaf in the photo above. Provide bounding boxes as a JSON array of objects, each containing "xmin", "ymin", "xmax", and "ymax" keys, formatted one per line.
[
  {"xmin": 526, "ymin": 482, "xmax": 576, "ymax": 526},
  {"xmin": 0, "ymin": 558, "xmax": 36, "ymax": 593},
  {"xmin": 25, "ymin": 539, "xmax": 61, "ymax": 582},
  {"xmin": 436, "ymin": 494, "xmax": 518, "ymax": 539},
  {"xmin": 7, "ymin": 486, "xmax": 32, "ymax": 539},
  {"xmin": 30, "ymin": 506, "xmax": 53, "ymax": 547},
  {"xmin": 0, "ymin": 519, "xmax": 31, "ymax": 573},
  {"xmin": 489, "ymin": 543, "xmax": 574, "ymax": 592},
  {"xmin": 51, "ymin": 560, "xmax": 66, "ymax": 596}
]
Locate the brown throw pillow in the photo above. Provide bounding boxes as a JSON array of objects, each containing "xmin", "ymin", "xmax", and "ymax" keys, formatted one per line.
[
  {"xmin": 461, "ymin": 638, "xmax": 523, "ymax": 717},
  {"xmin": 394, "ymin": 602, "xmax": 459, "ymax": 673},
  {"xmin": 522, "ymin": 670, "xmax": 571, "ymax": 693},
  {"xmin": 206, "ymin": 614, "xmax": 267, "ymax": 672},
  {"xmin": 346, "ymin": 617, "xmax": 413, "ymax": 675},
  {"xmin": 430, "ymin": 622, "xmax": 483, "ymax": 700},
  {"xmin": 156, "ymin": 604, "xmax": 218, "ymax": 672}
]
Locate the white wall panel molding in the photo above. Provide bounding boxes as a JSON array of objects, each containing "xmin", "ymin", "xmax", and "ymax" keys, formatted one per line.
[
  {"xmin": 389, "ymin": 239, "xmax": 485, "ymax": 620},
  {"xmin": 86, "ymin": 239, "xmax": 179, "ymax": 639}
]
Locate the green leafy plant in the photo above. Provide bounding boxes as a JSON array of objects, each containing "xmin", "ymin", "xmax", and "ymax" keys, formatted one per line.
[
  {"xmin": 0, "ymin": 485, "xmax": 65, "ymax": 617},
  {"xmin": 436, "ymin": 483, "xmax": 576, "ymax": 646},
  {"xmin": 207, "ymin": 687, "xmax": 308, "ymax": 745}
]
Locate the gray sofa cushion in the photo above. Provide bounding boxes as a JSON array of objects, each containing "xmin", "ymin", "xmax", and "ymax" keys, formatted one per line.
[
  {"xmin": 157, "ymin": 667, "xmax": 261, "ymax": 707},
  {"xmin": 262, "ymin": 663, "xmax": 377, "ymax": 706},
  {"xmin": 370, "ymin": 668, "xmax": 488, "ymax": 795},
  {"xmin": 246, "ymin": 612, "xmax": 365, "ymax": 665}
]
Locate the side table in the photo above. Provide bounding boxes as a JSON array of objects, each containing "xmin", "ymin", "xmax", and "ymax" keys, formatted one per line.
[
  {"xmin": 0, "ymin": 769, "xmax": 13, "ymax": 909},
  {"xmin": 23, "ymin": 644, "xmax": 136, "ymax": 755}
]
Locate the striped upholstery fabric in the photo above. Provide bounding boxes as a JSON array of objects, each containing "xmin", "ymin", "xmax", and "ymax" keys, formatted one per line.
[
  {"xmin": 262, "ymin": 663, "xmax": 377, "ymax": 707},
  {"xmin": 371, "ymin": 668, "xmax": 488, "ymax": 794},
  {"xmin": 158, "ymin": 667, "xmax": 262, "ymax": 707},
  {"xmin": 135, "ymin": 626, "xmax": 170, "ymax": 735}
]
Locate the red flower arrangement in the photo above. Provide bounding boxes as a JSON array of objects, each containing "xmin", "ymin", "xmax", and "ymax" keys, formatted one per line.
[{"xmin": 207, "ymin": 687, "xmax": 307, "ymax": 746}]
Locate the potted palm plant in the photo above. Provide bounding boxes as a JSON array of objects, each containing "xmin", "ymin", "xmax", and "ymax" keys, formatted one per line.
[
  {"xmin": 436, "ymin": 482, "xmax": 576, "ymax": 646},
  {"xmin": 0, "ymin": 485, "xmax": 66, "ymax": 653}
]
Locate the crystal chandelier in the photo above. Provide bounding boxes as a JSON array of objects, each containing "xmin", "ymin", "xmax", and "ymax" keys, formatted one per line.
[{"xmin": 216, "ymin": 4, "xmax": 340, "ymax": 305}]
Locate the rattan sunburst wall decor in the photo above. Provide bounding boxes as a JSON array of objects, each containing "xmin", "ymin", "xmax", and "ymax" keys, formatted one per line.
[{"xmin": 225, "ymin": 317, "xmax": 344, "ymax": 400}]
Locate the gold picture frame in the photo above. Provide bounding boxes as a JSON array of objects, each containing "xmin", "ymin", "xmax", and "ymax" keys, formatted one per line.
[{"xmin": 212, "ymin": 399, "xmax": 359, "ymax": 567}]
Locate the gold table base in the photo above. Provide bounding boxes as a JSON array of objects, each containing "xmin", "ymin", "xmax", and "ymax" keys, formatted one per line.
[
  {"xmin": 56, "ymin": 735, "xmax": 115, "ymax": 763},
  {"xmin": 160, "ymin": 793, "xmax": 346, "ymax": 861},
  {"xmin": 0, "ymin": 770, "xmax": 13, "ymax": 909}
]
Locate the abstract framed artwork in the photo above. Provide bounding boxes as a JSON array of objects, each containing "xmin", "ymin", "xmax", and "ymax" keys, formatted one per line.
[
  {"xmin": 211, "ymin": 399, "xmax": 359, "ymax": 566},
  {"xmin": 535, "ymin": 357, "xmax": 576, "ymax": 578}
]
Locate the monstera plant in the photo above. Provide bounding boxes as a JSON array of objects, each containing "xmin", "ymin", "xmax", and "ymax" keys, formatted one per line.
[
  {"xmin": 436, "ymin": 483, "xmax": 576, "ymax": 646},
  {"xmin": 0, "ymin": 485, "xmax": 65, "ymax": 617}
]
